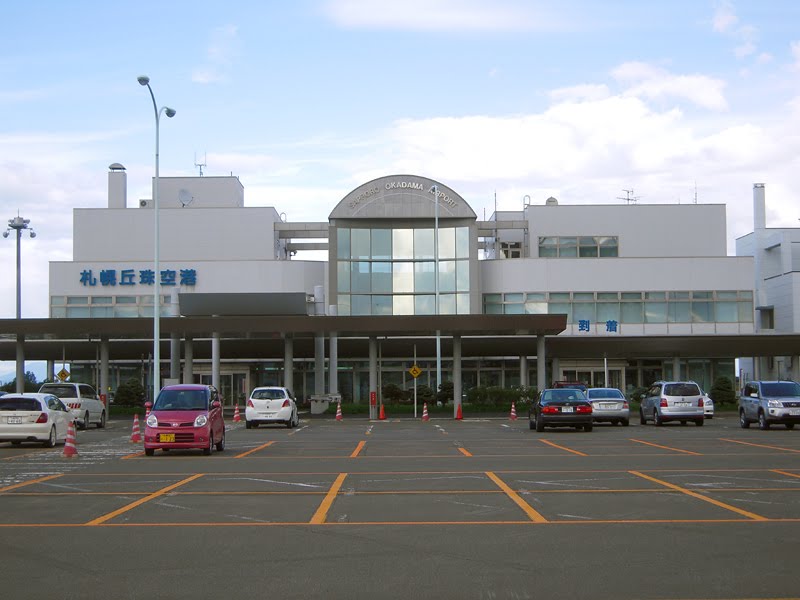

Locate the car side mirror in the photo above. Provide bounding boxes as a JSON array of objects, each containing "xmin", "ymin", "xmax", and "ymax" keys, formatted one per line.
[{"xmin": 211, "ymin": 400, "xmax": 221, "ymax": 409}]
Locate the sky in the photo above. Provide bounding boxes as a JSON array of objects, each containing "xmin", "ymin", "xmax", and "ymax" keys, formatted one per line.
[{"xmin": 1, "ymin": 0, "xmax": 800, "ymax": 379}]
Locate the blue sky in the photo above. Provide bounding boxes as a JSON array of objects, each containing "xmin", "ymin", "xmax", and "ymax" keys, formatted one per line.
[{"xmin": 1, "ymin": 0, "xmax": 800, "ymax": 355}]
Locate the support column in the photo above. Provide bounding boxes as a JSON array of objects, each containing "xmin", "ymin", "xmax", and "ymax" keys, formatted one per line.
[
  {"xmin": 47, "ymin": 360, "xmax": 55, "ymax": 382},
  {"xmin": 15, "ymin": 334, "xmax": 24, "ymax": 393},
  {"xmin": 551, "ymin": 355, "xmax": 559, "ymax": 385},
  {"xmin": 315, "ymin": 335, "xmax": 325, "ymax": 395},
  {"xmin": 673, "ymin": 356, "xmax": 681, "ymax": 381},
  {"xmin": 212, "ymin": 331, "xmax": 220, "ymax": 394},
  {"xmin": 520, "ymin": 355, "xmax": 528, "ymax": 389},
  {"xmin": 283, "ymin": 335, "xmax": 294, "ymax": 391},
  {"xmin": 453, "ymin": 335, "xmax": 462, "ymax": 418},
  {"xmin": 352, "ymin": 365, "xmax": 361, "ymax": 404},
  {"xmin": 183, "ymin": 335, "xmax": 194, "ymax": 383},
  {"xmin": 537, "ymin": 335, "xmax": 547, "ymax": 392},
  {"xmin": 100, "ymin": 337, "xmax": 109, "ymax": 417},
  {"xmin": 369, "ymin": 336, "xmax": 378, "ymax": 420},
  {"xmin": 329, "ymin": 304, "xmax": 338, "ymax": 395}
]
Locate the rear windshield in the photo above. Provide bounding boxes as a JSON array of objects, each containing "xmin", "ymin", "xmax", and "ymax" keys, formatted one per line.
[
  {"xmin": 664, "ymin": 383, "xmax": 701, "ymax": 396},
  {"xmin": 0, "ymin": 397, "xmax": 42, "ymax": 411},
  {"xmin": 251, "ymin": 389, "xmax": 288, "ymax": 400},
  {"xmin": 587, "ymin": 389, "xmax": 624, "ymax": 400},
  {"xmin": 542, "ymin": 389, "xmax": 587, "ymax": 403},
  {"xmin": 39, "ymin": 385, "xmax": 77, "ymax": 399},
  {"xmin": 153, "ymin": 389, "xmax": 209, "ymax": 411},
  {"xmin": 760, "ymin": 382, "xmax": 800, "ymax": 397}
]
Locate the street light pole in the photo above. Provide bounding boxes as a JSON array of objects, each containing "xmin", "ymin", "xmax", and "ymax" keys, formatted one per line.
[
  {"xmin": 4, "ymin": 215, "xmax": 36, "ymax": 392},
  {"xmin": 433, "ymin": 185, "xmax": 441, "ymax": 405},
  {"xmin": 138, "ymin": 75, "xmax": 176, "ymax": 404}
]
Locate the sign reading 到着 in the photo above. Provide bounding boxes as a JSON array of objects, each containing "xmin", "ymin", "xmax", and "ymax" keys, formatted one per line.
[{"xmin": 408, "ymin": 365, "xmax": 422, "ymax": 379}]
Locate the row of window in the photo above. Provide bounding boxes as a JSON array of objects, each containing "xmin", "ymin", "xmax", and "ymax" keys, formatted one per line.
[
  {"xmin": 338, "ymin": 293, "xmax": 470, "ymax": 316},
  {"xmin": 50, "ymin": 295, "xmax": 173, "ymax": 319},
  {"xmin": 337, "ymin": 260, "xmax": 469, "ymax": 294},
  {"xmin": 484, "ymin": 290, "xmax": 754, "ymax": 323},
  {"xmin": 538, "ymin": 236, "xmax": 619, "ymax": 258},
  {"xmin": 337, "ymin": 227, "xmax": 470, "ymax": 261}
]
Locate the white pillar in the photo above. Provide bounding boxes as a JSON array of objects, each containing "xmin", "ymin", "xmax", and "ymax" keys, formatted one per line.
[
  {"xmin": 284, "ymin": 335, "xmax": 294, "ymax": 391},
  {"xmin": 369, "ymin": 337, "xmax": 378, "ymax": 419},
  {"xmin": 537, "ymin": 335, "xmax": 547, "ymax": 392},
  {"xmin": 183, "ymin": 335, "xmax": 193, "ymax": 383},
  {"xmin": 453, "ymin": 335, "xmax": 462, "ymax": 418}
]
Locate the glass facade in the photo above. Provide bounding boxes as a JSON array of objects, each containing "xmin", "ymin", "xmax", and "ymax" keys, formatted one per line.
[
  {"xmin": 539, "ymin": 236, "xmax": 618, "ymax": 258},
  {"xmin": 337, "ymin": 226, "xmax": 471, "ymax": 316},
  {"xmin": 483, "ymin": 290, "xmax": 754, "ymax": 324},
  {"xmin": 51, "ymin": 295, "xmax": 173, "ymax": 318}
]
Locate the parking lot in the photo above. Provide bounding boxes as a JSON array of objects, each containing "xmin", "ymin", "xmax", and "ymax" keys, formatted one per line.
[{"xmin": 1, "ymin": 414, "xmax": 798, "ymax": 599}]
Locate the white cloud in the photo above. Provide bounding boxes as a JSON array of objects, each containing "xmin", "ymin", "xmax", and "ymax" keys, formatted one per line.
[
  {"xmin": 712, "ymin": 2, "xmax": 763, "ymax": 62},
  {"xmin": 712, "ymin": 0, "xmax": 738, "ymax": 33},
  {"xmin": 191, "ymin": 24, "xmax": 241, "ymax": 84},
  {"xmin": 612, "ymin": 62, "xmax": 728, "ymax": 111},
  {"xmin": 549, "ymin": 84, "xmax": 611, "ymax": 103},
  {"xmin": 791, "ymin": 40, "xmax": 800, "ymax": 70},
  {"xmin": 321, "ymin": 0, "xmax": 567, "ymax": 32}
]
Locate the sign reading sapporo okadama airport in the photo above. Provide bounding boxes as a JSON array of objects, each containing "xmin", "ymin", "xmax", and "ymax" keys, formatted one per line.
[{"xmin": 78, "ymin": 268, "xmax": 197, "ymax": 287}]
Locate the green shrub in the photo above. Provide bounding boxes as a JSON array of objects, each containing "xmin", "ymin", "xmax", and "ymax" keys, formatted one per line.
[
  {"xmin": 114, "ymin": 378, "xmax": 146, "ymax": 407},
  {"xmin": 709, "ymin": 376, "xmax": 736, "ymax": 405}
]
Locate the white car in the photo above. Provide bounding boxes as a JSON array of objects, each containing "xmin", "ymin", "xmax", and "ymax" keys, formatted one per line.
[
  {"xmin": 702, "ymin": 393, "xmax": 715, "ymax": 419},
  {"xmin": 0, "ymin": 393, "xmax": 73, "ymax": 447},
  {"xmin": 38, "ymin": 382, "xmax": 106, "ymax": 430},
  {"xmin": 245, "ymin": 387, "xmax": 299, "ymax": 429}
]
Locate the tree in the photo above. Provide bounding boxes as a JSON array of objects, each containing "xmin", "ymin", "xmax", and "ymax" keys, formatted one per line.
[
  {"xmin": 709, "ymin": 376, "xmax": 736, "ymax": 405},
  {"xmin": 382, "ymin": 382, "xmax": 409, "ymax": 403},
  {"xmin": 437, "ymin": 380, "xmax": 454, "ymax": 404},
  {"xmin": 1, "ymin": 371, "xmax": 39, "ymax": 393},
  {"xmin": 114, "ymin": 378, "xmax": 146, "ymax": 407}
]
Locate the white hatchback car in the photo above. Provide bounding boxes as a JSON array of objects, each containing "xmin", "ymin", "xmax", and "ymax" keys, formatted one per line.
[
  {"xmin": 0, "ymin": 393, "xmax": 73, "ymax": 447},
  {"xmin": 245, "ymin": 387, "xmax": 299, "ymax": 429},
  {"xmin": 38, "ymin": 382, "xmax": 106, "ymax": 430}
]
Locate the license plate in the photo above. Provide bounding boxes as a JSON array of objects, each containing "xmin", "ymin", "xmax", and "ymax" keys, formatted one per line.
[
  {"xmin": 601, "ymin": 403, "xmax": 616, "ymax": 409},
  {"xmin": 675, "ymin": 402, "xmax": 690, "ymax": 407},
  {"xmin": 260, "ymin": 412, "xmax": 275, "ymax": 417},
  {"xmin": 7, "ymin": 416, "xmax": 22, "ymax": 424},
  {"xmin": 159, "ymin": 433, "xmax": 175, "ymax": 443},
  {"xmin": 790, "ymin": 409, "xmax": 800, "ymax": 416},
  {"xmin": 561, "ymin": 407, "xmax": 574, "ymax": 413}
]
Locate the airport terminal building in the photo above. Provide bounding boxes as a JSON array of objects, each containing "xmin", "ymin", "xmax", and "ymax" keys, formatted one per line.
[{"xmin": 21, "ymin": 164, "xmax": 793, "ymax": 408}]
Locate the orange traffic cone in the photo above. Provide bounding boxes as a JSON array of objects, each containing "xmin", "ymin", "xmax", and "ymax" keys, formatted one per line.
[
  {"xmin": 233, "ymin": 404, "xmax": 241, "ymax": 423},
  {"xmin": 422, "ymin": 402, "xmax": 429, "ymax": 422},
  {"xmin": 379, "ymin": 404, "xmax": 386, "ymax": 420},
  {"xmin": 510, "ymin": 402, "xmax": 518, "ymax": 420},
  {"xmin": 335, "ymin": 401, "xmax": 343, "ymax": 421},
  {"xmin": 455, "ymin": 403, "xmax": 463, "ymax": 420},
  {"xmin": 130, "ymin": 414, "xmax": 142, "ymax": 443},
  {"xmin": 62, "ymin": 421, "xmax": 78, "ymax": 458}
]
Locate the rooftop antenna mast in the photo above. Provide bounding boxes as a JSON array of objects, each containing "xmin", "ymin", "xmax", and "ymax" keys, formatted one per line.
[
  {"xmin": 694, "ymin": 180, "xmax": 698, "ymax": 204},
  {"xmin": 617, "ymin": 189, "xmax": 640, "ymax": 204},
  {"xmin": 194, "ymin": 152, "xmax": 207, "ymax": 177}
]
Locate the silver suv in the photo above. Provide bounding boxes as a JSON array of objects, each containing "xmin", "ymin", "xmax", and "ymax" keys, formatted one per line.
[
  {"xmin": 639, "ymin": 381, "xmax": 705, "ymax": 426},
  {"xmin": 739, "ymin": 381, "xmax": 800, "ymax": 430}
]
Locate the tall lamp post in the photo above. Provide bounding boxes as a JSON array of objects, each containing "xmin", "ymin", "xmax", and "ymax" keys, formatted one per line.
[
  {"xmin": 4, "ymin": 215, "xmax": 36, "ymax": 392},
  {"xmin": 137, "ymin": 75, "xmax": 176, "ymax": 403}
]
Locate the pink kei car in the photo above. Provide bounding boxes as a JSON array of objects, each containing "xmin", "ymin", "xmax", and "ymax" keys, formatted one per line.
[{"xmin": 144, "ymin": 384, "xmax": 225, "ymax": 456}]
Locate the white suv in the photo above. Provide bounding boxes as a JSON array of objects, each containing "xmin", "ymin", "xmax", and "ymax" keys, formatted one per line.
[
  {"xmin": 38, "ymin": 382, "xmax": 107, "ymax": 429},
  {"xmin": 639, "ymin": 381, "xmax": 705, "ymax": 426}
]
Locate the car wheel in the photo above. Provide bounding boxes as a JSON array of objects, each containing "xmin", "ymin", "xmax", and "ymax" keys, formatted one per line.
[
  {"xmin": 43, "ymin": 427, "xmax": 56, "ymax": 448},
  {"xmin": 739, "ymin": 410, "xmax": 750, "ymax": 429},
  {"xmin": 285, "ymin": 416, "xmax": 293, "ymax": 428},
  {"xmin": 79, "ymin": 412, "xmax": 89, "ymax": 430},
  {"xmin": 203, "ymin": 436, "xmax": 213, "ymax": 455},
  {"xmin": 639, "ymin": 408, "xmax": 646, "ymax": 425},
  {"xmin": 786, "ymin": 423, "xmax": 795, "ymax": 430},
  {"xmin": 758, "ymin": 411, "xmax": 770, "ymax": 430},
  {"xmin": 695, "ymin": 419, "xmax": 704, "ymax": 426},
  {"xmin": 245, "ymin": 419, "xmax": 252, "ymax": 430},
  {"xmin": 97, "ymin": 411, "xmax": 106, "ymax": 429},
  {"xmin": 293, "ymin": 411, "xmax": 300, "ymax": 427},
  {"xmin": 144, "ymin": 448, "xmax": 155, "ymax": 456},
  {"xmin": 215, "ymin": 428, "xmax": 225, "ymax": 451},
  {"xmin": 535, "ymin": 414, "xmax": 545, "ymax": 433},
  {"xmin": 584, "ymin": 423, "xmax": 593, "ymax": 432},
  {"xmin": 653, "ymin": 409, "xmax": 663, "ymax": 427},
  {"xmin": 528, "ymin": 419, "xmax": 535, "ymax": 430},
  {"xmin": 621, "ymin": 419, "xmax": 630, "ymax": 427}
]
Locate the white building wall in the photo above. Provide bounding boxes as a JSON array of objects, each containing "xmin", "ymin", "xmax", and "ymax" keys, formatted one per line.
[
  {"xmin": 524, "ymin": 204, "xmax": 727, "ymax": 258},
  {"xmin": 73, "ymin": 207, "xmax": 282, "ymax": 262}
]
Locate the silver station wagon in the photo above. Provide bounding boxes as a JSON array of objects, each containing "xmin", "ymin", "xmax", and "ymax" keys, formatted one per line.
[{"xmin": 640, "ymin": 381, "xmax": 705, "ymax": 426}]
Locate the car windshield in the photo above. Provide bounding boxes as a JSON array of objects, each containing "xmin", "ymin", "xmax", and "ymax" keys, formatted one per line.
[
  {"xmin": 0, "ymin": 397, "xmax": 41, "ymax": 411},
  {"xmin": 251, "ymin": 389, "xmax": 287, "ymax": 400},
  {"xmin": 39, "ymin": 385, "xmax": 75, "ymax": 399},
  {"xmin": 760, "ymin": 382, "xmax": 800, "ymax": 397},
  {"xmin": 664, "ymin": 383, "xmax": 700, "ymax": 396},
  {"xmin": 587, "ymin": 389, "xmax": 624, "ymax": 400},
  {"xmin": 153, "ymin": 390, "xmax": 208, "ymax": 411}
]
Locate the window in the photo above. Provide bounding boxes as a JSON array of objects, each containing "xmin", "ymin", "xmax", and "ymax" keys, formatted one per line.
[{"xmin": 538, "ymin": 236, "xmax": 618, "ymax": 258}]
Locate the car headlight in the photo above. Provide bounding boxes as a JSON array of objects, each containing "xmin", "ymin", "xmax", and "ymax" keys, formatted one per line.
[
  {"xmin": 146, "ymin": 414, "xmax": 158, "ymax": 427},
  {"xmin": 767, "ymin": 399, "xmax": 783, "ymax": 408},
  {"xmin": 194, "ymin": 415, "xmax": 208, "ymax": 427}
]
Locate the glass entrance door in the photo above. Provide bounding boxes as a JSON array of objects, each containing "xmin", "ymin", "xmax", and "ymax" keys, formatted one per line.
[{"xmin": 199, "ymin": 372, "xmax": 249, "ymax": 408}]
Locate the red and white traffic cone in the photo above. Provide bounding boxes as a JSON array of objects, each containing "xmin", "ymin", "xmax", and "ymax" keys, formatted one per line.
[
  {"xmin": 130, "ymin": 414, "xmax": 142, "ymax": 443},
  {"xmin": 422, "ymin": 402, "xmax": 429, "ymax": 422},
  {"xmin": 455, "ymin": 403, "xmax": 463, "ymax": 420},
  {"xmin": 379, "ymin": 404, "xmax": 386, "ymax": 420},
  {"xmin": 233, "ymin": 404, "xmax": 241, "ymax": 423},
  {"xmin": 62, "ymin": 421, "xmax": 78, "ymax": 458},
  {"xmin": 510, "ymin": 401, "xmax": 518, "ymax": 420},
  {"xmin": 335, "ymin": 401, "xmax": 343, "ymax": 421}
]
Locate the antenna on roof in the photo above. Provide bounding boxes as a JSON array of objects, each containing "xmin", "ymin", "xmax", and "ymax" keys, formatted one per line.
[
  {"xmin": 617, "ymin": 189, "xmax": 640, "ymax": 204},
  {"xmin": 194, "ymin": 152, "xmax": 207, "ymax": 177},
  {"xmin": 694, "ymin": 180, "xmax": 698, "ymax": 204}
]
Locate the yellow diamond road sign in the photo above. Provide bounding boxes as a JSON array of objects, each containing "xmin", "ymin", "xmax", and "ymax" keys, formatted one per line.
[
  {"xmin": 408, "ymin": 365, "xmax": 421, "ymax": 379},
  {"xmin": 57, "ymin": 368, "xmax": 70, "ymax": 382}
]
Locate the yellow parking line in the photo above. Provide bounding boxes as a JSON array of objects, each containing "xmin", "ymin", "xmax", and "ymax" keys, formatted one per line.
[
  {"xmin": 773, "ymin": 469, "xmax": 800, "ymax": 479},
  {"xmin": 631, "ymin": 439, "xmax": 701, "ymax": 455},
  {"xmin": 486, "ymin": 471, "xmax": 547, "ymax": 523},
  {"xmin": 539, "ymin": 439, "xmax": 588, "ymax": 456},
  {"xmin": 0, "ymin": 474, "xmax": 63, "ymax": 493},
  {"xmin": 458, "ymin": 447, "xmax": 472, "ymax": 457},
  {"xmin": 309, "ymin": 473, "xmax": 347, "ymax": 525},
  {"xmin": 721, "ymin": 438, "xmax": 800, "ymax": 453},
  {"xmin": 121, "ymin": 451, "xmax": 145, "ymax": 460},
  {"xmin": 629, "ymin": 471, "xmax": 768, "ymax": 521},
  {"xmin": 350, "ymin": 441, "xmax": 366, "ymax": 458},
  {"xmin": 235, "ymin": 441, "xmax": 275, "ymax": 459},
  {"xmin": 85, "ymin": 473, "xmax": 205, "ymax": 526}
]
